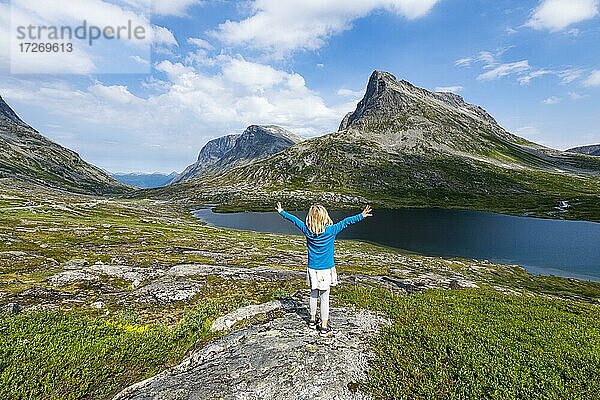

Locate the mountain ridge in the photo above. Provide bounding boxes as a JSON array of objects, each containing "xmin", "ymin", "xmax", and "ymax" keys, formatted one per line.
[
  {"xmin": 568, "ymin": 144, "xmax": 600, "ymax": 157},
  {"xmin": 172, "ymin": 125, "xmax": 303, "ymax": 184},
  {"xmin": 146, "ymin": 70, "xmax": 600, "ymax": 221},
  {"xmin": 0, "ymin": 94, "xmax": 30, "ymax": 128},
  {"xmin": 339, "ymin": 70, "xmax": 499, "ymax": 131},
  {"xmin": 112, "ymin": 172, "xmax": 178, "ymax": 188},
  {"xmin": 0, "ymin": 94, "xmax": 127, "ymax": 194}
]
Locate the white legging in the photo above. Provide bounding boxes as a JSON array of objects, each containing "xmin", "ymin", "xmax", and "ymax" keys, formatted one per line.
[{"xmin": 309, "ymin": 288, "xmax": 330, "ymax": 321}]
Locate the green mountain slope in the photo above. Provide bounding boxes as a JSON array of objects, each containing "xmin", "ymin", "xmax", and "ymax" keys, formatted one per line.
[
  {"xmin": 0, "ymin": 94, "xmax": 127, "ymax": 194},
  {"xmin": 148, "ymin": 71, "xmax": 600, "ymax": 220}
]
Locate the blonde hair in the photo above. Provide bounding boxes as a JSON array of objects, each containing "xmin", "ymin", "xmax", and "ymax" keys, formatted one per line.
[{"xmin": 306, "ymin": 204, "xmax": 333, "ymax": 235}]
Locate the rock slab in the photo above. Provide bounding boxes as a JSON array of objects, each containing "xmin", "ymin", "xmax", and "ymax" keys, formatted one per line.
[{"xmin": 113, "ymin": 303, "xmax": 386, "ymax": 400}]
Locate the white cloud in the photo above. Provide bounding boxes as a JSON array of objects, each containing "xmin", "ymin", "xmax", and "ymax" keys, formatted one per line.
[
  {"xmin": 337, "ymin": 88, "xmax": 364, "ymax": 97},
  {"xmin": 187, "ymin": 37, "xmax": 214, "ymax": 50},
  {"xmin": 220, "ymin": 57, "xmax": 289, "ymax": 91},
  {"xmin": 455, "ymin": 48, "xmax": 516, "ymax": 76},
  {"xmin": 130, "ymin": 55, "xmax": 150, "ymax": 65},
  {"xmin": 583, "ymin": 70, "xmax": 600, "ymax": 86},
  {"xmin": 151, "ymin": 0, "xmax": 203, "ymax": 16},
  {"xmin": 120, "ymin": 0, "xmax": 204, "ymax": 16},
  {"xmin": 434, "ymin": 85, "xmax": 463, "ymax": 93},
  {"xmin": 212, "ymin": 0, "xmax": 440, "ymax": 57},
  {"xmin": 89, "ymin": 83, "xmax": 142, "ymax": 104},
  {"xmin": 458, "ymin": 49, "xmax": 587, "ymax": 86},
  {"xmin": 152, "ymin": 26, "xmax": 178, "ymax": 46},
  {"xmin": 568, "ymin": 91, "xmax": 588, "ymax": 100},
  {"xmin": 0, "ymin": 3, "xmax": 9, "ymax": 70},
  {"xmin": 558, "ymin": 68, "xmax": 584, "ymax": 83},
  {"xmin": 2, "ymin": 52, "xmax": 369, "ymax": 171},
  {"xmin": 517, "ymin": 69, "xmax": 552, "ymax": 85},
  {"xmin": 543, "ymin": 96, "xmax": 561, "ymax": 104},
  {"xmin": 3, "ymin": 55, "xmax": 353, "ymax": 152},
  {"xmin": 476, "ymin": 51, "xmax": 497, "ymax": 64},
  {"xmin": 515, "ymin": 126, "xmax": 541, "ymax": 137},
  {"xmin": 526, "ymin": 0, "xmax": 599, "ymax": 31},
  {"xmin": 477, "ymin": 60, "xmax": 530, "ymax": 81},
  {"xmin": 454, "ymin": 57, "xmax": 472, "ymax": 67}
]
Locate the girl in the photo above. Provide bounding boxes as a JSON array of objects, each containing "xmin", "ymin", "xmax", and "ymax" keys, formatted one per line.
[{"xmin": 276, "ymin": 202, "xmax": 372, "ymax": 337}]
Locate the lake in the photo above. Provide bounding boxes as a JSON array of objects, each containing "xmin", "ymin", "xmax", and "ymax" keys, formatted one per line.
[{"xmin": 193, "ymin": 208, "xmax": 600, "ymax": 282}]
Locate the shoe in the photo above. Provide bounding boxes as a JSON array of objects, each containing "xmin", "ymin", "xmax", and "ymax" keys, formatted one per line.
[
  {"xmin": 319, "ymin": 324, "xmax": 334, "ymax": 338},
  {"xmin": 308, "ymin": 319, "xmax": 319, "ymax": 330}
]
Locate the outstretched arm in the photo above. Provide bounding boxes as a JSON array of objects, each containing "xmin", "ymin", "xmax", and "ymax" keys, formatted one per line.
[
  {"xmin": 276, "ymin": 202, "xmax": 310, "ymax": 236},
  {"xmin": 330, "ymin": 204, "xmax": 372, "ymax": 235}
]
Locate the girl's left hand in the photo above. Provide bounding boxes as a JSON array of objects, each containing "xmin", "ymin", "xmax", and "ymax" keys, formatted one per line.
[{"xmin": 276, "ymin": 202, "xmax": 283, "ymax": 213}]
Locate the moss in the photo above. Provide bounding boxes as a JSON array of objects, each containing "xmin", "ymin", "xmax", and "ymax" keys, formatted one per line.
[{"xmin": 339, "ymin": 286, "xmax": 600, "ymax": 400}]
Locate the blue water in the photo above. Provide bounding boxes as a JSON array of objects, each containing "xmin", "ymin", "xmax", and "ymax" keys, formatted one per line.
[{"xmin": 193, "ymin": 208, "xmax": 600, "ymax": 282}]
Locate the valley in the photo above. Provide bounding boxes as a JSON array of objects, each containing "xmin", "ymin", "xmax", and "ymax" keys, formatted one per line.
[{"xmin": 1, "ymin": 70, "xmax": 600, "ymax": 399}]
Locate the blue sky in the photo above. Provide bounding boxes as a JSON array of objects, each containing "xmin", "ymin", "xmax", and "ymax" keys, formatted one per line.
[{"xmin": 0, "ymin": 0, "xmax": 599, "ymax": 173}]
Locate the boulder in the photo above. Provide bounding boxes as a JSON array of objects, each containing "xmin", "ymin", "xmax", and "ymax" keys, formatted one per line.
[
  {"xmin": 167, "ymin": 264, "xmax": 304, "ymax": 281},
  {"xmin": 2, "ymin": 302, "xmax": 21, "ymax": 314},
  {"xmin": 210, "ymin": 298, "xmax": 299, "ymax": 332},
  {"xmin": 114, "ymin": 300, "xmax": 387, "ymax": 400},
  {"xmin": 130, "ymin": 278, "xmax": 204, "ymax": 304},
  {"xmin": 47, "ymin": 270, "xmax": 99, "ymax": 286},
  {"xmin": 63, "ymin": 258, "xmax": 89, "ymax": 270}
]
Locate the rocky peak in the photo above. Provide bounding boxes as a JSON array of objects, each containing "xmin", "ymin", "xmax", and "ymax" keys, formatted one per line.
[
  {"xmin": 218, "ymin": 125, "xmax": 302, "ymax": 165},
  {"xmin": 338, "ymin": 70, "xmax": 498, "ymax": 131},
  {"xmin": 0, "ymin": 94, "xmax": 29, "ymax": 128},
  {"xmin": 171, "ymin": 125, "xmax": 302, "ymax": 184},
  {"xmin": 365, "ymin": 70, "xmax": 398, "ymax": 99},
  {"xmin": 242, "ymin": 125, "xmax": 303, "ymax": 144},
  {"xmin": 196, "ymin": 134, "xmax": 240, "ymax": 164}
]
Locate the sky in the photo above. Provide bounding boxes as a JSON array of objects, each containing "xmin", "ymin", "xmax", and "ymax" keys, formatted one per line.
[{"xmin": 0, "ymin": 0, "xmax": 599, "ymax": 173}]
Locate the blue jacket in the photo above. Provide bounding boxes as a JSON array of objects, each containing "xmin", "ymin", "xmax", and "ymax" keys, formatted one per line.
[{"xmin": 279, "ymin": 210, "xmax": 364, "ymax": 270}]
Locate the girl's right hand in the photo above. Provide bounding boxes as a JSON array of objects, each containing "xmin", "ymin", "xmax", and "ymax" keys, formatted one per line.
[
  {"xmin": 361, "ymin": 204, "xmax": 373, "ymax": 218},
  {"xmin": 276, "ymin": 202, "xmax": 283, "ymax": 213}
]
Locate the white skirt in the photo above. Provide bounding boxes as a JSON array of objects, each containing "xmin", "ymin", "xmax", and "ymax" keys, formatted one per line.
[{"xmin": 306, "ymin": 267, "xmax": 338, "ymax": 291}]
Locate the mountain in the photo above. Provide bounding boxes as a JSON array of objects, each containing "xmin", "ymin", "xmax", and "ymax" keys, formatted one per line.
[
  {"xmin": 171, "ymin": 134, "xmax": 240, "ymax": 184},
  {"xmin": 0, "ymin": 94, "xmax": 127, "ymax": 194},
  {"xmin": 148, "ymin": 71, "xmax": 600, "ymax": 220},
  {"xmin": 111, "ymin": 172, "xmax": 178, "ymax": 188},
  {"xmin": 567, "ymin": 145, "xmax": 600, "ymax": 157},
  {"xmin": 171, "ymin": 125, "xmax": 303, "ymax": 184}
]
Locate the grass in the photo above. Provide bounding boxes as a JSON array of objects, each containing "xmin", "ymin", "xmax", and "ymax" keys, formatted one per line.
[
  {"xmin": 0, "ymin": 277, "xmax": 303, "ymax": 400},
  {"xmin": 0, "ymin": 300, "xmax": 224, "ymax": 400},
  {"xmin": 2, "ymin": 178, "xmax": 600, "ymax": 399},
  {"xmin": 338, "ymin": 286, "xmax": 600, "ymax": 400},
  {"xmin": 443, "ymin": 261, "xmax": 600, "ymax": 301}
]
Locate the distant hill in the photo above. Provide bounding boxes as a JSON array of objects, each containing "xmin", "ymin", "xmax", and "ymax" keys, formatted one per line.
[
  {"xmin": 171, "ymin": 125, "xmax": 303, "ymax": 184},
  {"xmin": 111, "ymin": 172, "xmax": 178, "ymax": 188},
  {"xmin": 147, "ymin": 70, "xmax": 600, "ymax": 220},
  {"xmin": 0, "ymin": 94, "xmax": 127, "ymax": 194},
  {"xmin": 567, "ymin": 145, "xmax": 600, "ymax": 157}
]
